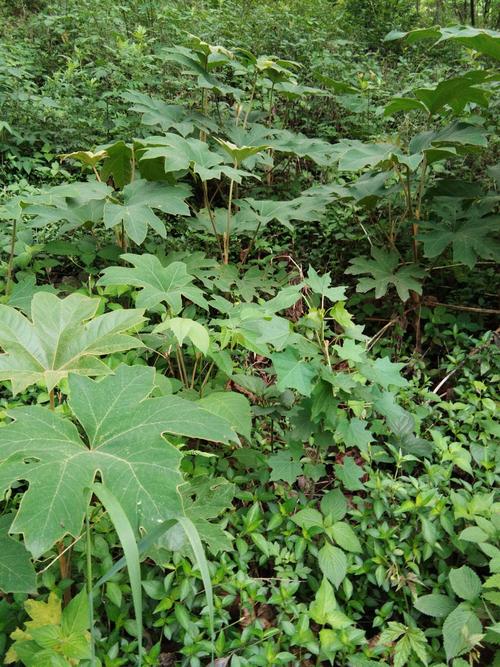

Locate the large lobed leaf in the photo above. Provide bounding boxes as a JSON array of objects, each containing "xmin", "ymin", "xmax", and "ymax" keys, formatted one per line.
[
  {"xmin": 0, "ymin": 292, "xmax": 145, "ymax": 394},
  {"xmin": 0, "ymin": 365, "xmax": 239, "ymax": 559},
  {"xmin": 98, "ymin": 253, "xmax": 208, "ymax": 312}
]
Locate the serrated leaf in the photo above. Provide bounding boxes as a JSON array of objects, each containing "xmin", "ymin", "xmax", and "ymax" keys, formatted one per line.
[
  {"xmin": 330, "ymin": 521, "xmax": 362, "ymax": 553},
  {"xmin": 449, "ymin": 566, "xmax": 482, "ymax": 601},
  {"xmin": 321, "ymin": 489, "xmax": 347, "ymax": 522},
  {"xmin": 318, "ymin": 543, "xmax": 347, "ymax": 589},
  {"xmin": 0, "ymin": 292, "xmax": 144, "ymax": 394},
  {"xmin": 309, "ymin": 577, "xmax": 337, "ymax": 625},
  {"xmin": 99, "ymin": 254, "xmax": 207, "ymax": 313},
  {"xmin": 291, "ymin": 508, "xmax": 323, "ymax": 530},
  {"xmin": 0, "ymin": 365, "xmax": 238, "ymax": 558},
  {"xmin": 360, "ymin": 356, "xmax": 408, "ymax": 389},
  {"xmin": 443, "ymin": 607, "xmax": 483, "ymax": 661},
  {"xmin": 414, "ymin": 594, "xmax": 456, "ymax": 618}
]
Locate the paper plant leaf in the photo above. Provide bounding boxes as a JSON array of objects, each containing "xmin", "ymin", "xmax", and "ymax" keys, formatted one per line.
[
  {"xmin": 103, "ymin": 179, "xmax": 191, "ymax": 245},
  {"xmin": 7, "ymin": 275, "xmax": 58, "ymax": 316},
  {"xmin": 123, "ymin": 90, "xmax": 216, "ymax": 137},
  {"xmin": 333, "ymin": 140, "xmax": 399, "ymax": 171},
  {"xmin": 98, "ymin": 140, "xmax": 133, "ymax": 188},
  {"xmin": 139, "ymin": 134, "xmax": 227, "ymax": 181},
  {"xmin": 0, "ymin": 292, "xmax": 145, "ymax": 394},
  {"xmin": 0, "ymin": 514, "xmax": 36, "ymax": 593},
  {"xmin": 98, "ymin": 253, "xmax": 208, "ymax": 313},
  {"xmin": 385, "ymin": 25, "xmax": 500, "ymax": 61},
  {"xmin": 0, "ymin": 365, "xmax": 239, "ymax": 558},
  {"xmin": 305, "ymin": 266, "xmax": 347, "ymax": 301},
  {"xmin": 271, "ymin": 348, "xmax": 317, "ymax": 396},
  {"xmin": 346, "ymin": 248, "xmax": 424, "ymax": 301},
  {"xmin": 236, "ymin": 194, "xmax": 329, "ymax": 232},
  {"xmin": 419, "ymin": 212, "xmax": 500, "ymax": 268}
]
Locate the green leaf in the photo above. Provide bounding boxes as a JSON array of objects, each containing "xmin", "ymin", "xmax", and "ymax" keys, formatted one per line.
[
  {"xmin": 305, "ymin": 266, "xmax": 347, "ymax": 301},
  {"xmin": 414, "ymin": 594, "xmax": 456, "ymax": 618},
  {"xmin": 449, "ymin": 566, "xmax": 482, "ymax": 601},
  {"xmin": 320, "ymin": 489, "xmax": 347, "ymax": 522},
  {"xmin": 443, "ymin": 607, "xmax": 484, "ymax": 661},
  {"xmin": 198, "ymin": 392, "xmax": 252, "ymax": 440},
  {"xmin": 385, "ymin": 25, "xmax": 500, "ymax": 61},
  {"xmin": 215, "ymin": 138, "xmax": 269, "ymax": 164},
  {"xmin": 268, "ymin": 450, "xmax": 302, "ymax": 484},
  {"xmin": 309, "ymin": 577, "xmax": 337, "ymax": 625},
  {"xmin": 139, "ymin": 133, "xmax": 229, "ymax": 181},
  {"xmin": 0, "ymin": 514, "xmax": 36, "ymax": 593},
  {"xmin": 177, "ymin": 516, "xmax": 214, "ymax": 638},
  {"xmin": 334, "ymin": 140, "xmax": 398, "ymax": 171},
  {"xmin": 419, "ymin": 212, "xmax": 499, "ymax": 269},
  {"xmin": 99, "ymin": 254, "xmax": 208, "ymax": 313},
  {"xmin": 459, "ymin": 526, "xmax": 489, "ymax": 543},
  {"xmin": 99, "ymin": 140, "xmax": 134, "ymax": 188},
  {"xmin": 291, "ymin": 508, "xmax": 324, "ymax": 530},
  {"xmin": 334, "ymin": 457, "xmax": 365, "ymax": 491},
  {"xmin": 236, "ymin": 194, "xmax": 330, "ymax": 232},
  {"xmin": 346, "ymin": 248, "xmax": 424, "ymax": 301},
  {"xmin": 176, "ymin": 477, "xmax": 235, "ymax": 555},
  {"xmin": 336, "ymin": 417, "xmax": 373, "ymax": 454},
  {"xmin": 318, "ymin": 543, "xmax": 347, "ymax": 589},
  {"xmin": 92, "ymin": 483, "xmax": 143, "ymax": 664},
  {"xmin": 103, "ymin": 179, "xmax": 191, "ymax": 245},
  {"xmin": 0, "ymin": 292, "xmax": 144, "ymax": 394},
  {"xmin": 0, "ymin": 365, "xmax": 238, "ymax": 558},
  {"xmin": 6, "ymin": 275, "xmax": 58, "ymax": 316},
  {"xmin": 271, "ymin": 348, "xmax": 317, "ymax": 396},
  {"xmin": 159, "ymin": 317, "xmax": 210, "ymax": 353},
  {"xmin": 330, "ymin": 521, "xmax": 362, "ymax": 553},
  {"xmin": 360, "ymin": 357, "xmax": 408, "ymax": 389},
  {"xmin": 123, "ymin": 91, "xmax": 211, "ymax": 136}
]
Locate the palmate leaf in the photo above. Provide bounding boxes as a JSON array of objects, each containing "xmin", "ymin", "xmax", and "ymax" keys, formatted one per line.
[
  {"xmin": 235, "ymin": 194, "xmax": 330, "ymax": 232},
  {"xmin": 103, "ymin": 179, "xmax": 191, "ymax": 245},
  {"xmin": 123, "ymin": 91, "xmax": 217, "ymax": 137},
  {"xmin": 419, "ymin": 211, "xmax": 500, "ymax": 268},
  {"xmin": 139, "ymin": 134, "xmax": 227, "ymax": 181},
  {"xmin": 0, "ymin": 364, "xmax": 238, "ymax": 559},
  {"xmin": 0, "ymin": 514, "xmax": 36, "ymax": 593},
  {"xmin": 385, "ymin": 25, "xmax": 500, "ymax": 61},
  {"xmin": 385, "ymin": 71, "xmax": 492, "ymax": 117},
  {"xmin": 0, "ymin": 292, "xmax": 145, "ymax": 394},
  {"xmin": 98, "ymin": 253, "xmax": 208, "ymax": 313},
  {"xmin": 346, "ymin": 248, "xmax": 424, "ymax": 302}
]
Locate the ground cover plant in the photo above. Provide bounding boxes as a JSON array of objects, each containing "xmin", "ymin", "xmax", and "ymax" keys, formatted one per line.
[{"xmin": 0, "ymin": 1, "xmax": 499, "ymax": 665}]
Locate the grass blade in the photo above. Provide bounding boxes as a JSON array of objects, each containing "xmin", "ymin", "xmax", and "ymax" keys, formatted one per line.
[
  {"xmin": 92, "ymin": 483, "xmax": 143, "ymax": 666},
  {"xmin": 178, "ymin": 515, "xmax": 214, "ymax": 637},
  {"xmin": 94, "ymin": 518, "xmax": 176, "ymax": 590}
]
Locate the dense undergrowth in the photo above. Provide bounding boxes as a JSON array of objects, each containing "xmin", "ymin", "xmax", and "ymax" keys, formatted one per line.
[{"xmin": 0, "ymin": 1, "xmax": 499, "ymax": 666}]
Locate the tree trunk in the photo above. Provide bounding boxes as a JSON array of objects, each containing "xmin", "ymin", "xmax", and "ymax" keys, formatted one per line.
[{"xmin": 470, "ymin": 0, "xmax": 475, "ymax": 25}]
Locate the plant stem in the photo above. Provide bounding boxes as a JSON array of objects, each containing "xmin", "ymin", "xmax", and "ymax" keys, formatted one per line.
[
  {"xmin": 202, "ymin": 179, "xmax": 224, "ymax": 261},
  {"xmin": 243, "ymin": 72, "xmax": 258, "ymax": 128},
  {"xmin": 86, "ymin": 509, "xmax": 96, "ymax": 666},
  {"xmin": 224, "ymin": 161, "xmax": 237, "ymax": 264},
  {"xmin": 6, "ymin": 217, "xmax": 17, "ymax": 296}
]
